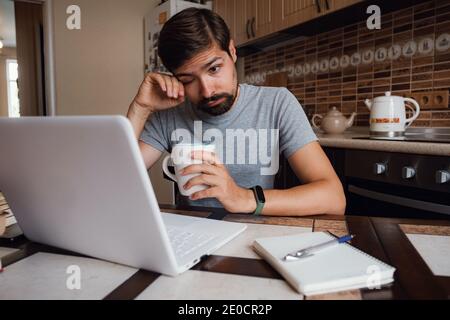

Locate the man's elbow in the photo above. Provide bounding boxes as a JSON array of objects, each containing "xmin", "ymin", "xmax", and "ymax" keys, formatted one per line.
[
  {"xmin": 335, "ymin": 191, "xmax": 347, "ymax": 215},
  {"xmin": 328, "ymin": 180, "xmax": 346, "ymax": 215}
]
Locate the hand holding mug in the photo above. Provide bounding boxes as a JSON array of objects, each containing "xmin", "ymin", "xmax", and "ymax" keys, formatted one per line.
[{"xmin": 162, "ymin": 144, "xmax": 216, "ymax": 197}]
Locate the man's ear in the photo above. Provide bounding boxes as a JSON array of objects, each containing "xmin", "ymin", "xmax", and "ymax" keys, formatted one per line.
[{"xmin": 229, "ymin": 39, "xmax": 237, "ymax": 63}]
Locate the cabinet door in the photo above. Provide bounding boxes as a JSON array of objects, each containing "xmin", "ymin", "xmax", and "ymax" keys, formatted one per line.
[
  {"xmin": 274, "ymin": 147, "xmax": 346, "ymax": 189},
  {"xmin": 254, "ymin": 0, "xmax": 275, "ymax": 39},
  {"xmin": 328, "ymin": 0, "xmax": 361, "ymax": 12},
  {"xmin": 278, "ymin": 0, "xmax": 320, "ymax": 31},
  {"xmin": 213, "ymin": 0, "xmax": 236, "ymax": 41},
  {"xmin": 234, "ymin": 0, "xmax": 250, "ymax": 46},
  {"xmin": 236, "ymin": 0, "xmax": 276, "ymax": 46},
  {"xmin": 231, "ymin": 0, "xmax": 363, "ymax": 47}
]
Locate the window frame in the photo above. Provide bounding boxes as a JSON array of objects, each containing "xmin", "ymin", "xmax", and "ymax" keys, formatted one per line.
[{"xmin": 6, "ymin": 58, "xmax": 20, "ymax": 118}]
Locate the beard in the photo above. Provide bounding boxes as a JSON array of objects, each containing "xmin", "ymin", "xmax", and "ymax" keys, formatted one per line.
[{"xmin": 195, "ymin": 87, "xmax": 238, "ymax": 116}]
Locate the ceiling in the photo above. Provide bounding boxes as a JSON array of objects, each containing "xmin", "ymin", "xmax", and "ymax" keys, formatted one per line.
[{"xmin": 0, "ymin": 0, "xmax": 16, "ymax": 48}]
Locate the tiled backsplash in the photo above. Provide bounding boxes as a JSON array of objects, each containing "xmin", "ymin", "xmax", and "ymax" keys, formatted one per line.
[{"xmin": 244, "ymin": 0, "xmax": 450, "ymax": 127}]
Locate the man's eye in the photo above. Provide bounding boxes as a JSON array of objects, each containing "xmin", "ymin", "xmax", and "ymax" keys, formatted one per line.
[
  {"xmin": 210, "ymin": 66, "xmax": 221, "ymax": 74},
  {"xmin": 181, "ymin": 79, "xmax": 194, "ymax": 85}
]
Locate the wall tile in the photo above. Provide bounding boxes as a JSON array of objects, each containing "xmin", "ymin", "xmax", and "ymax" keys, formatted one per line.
[{"xmin": 244, "ymin": 1, "xmax": 450, "ymax": 127}]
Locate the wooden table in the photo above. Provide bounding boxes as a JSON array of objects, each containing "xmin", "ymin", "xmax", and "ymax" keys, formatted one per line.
[{"xmin": 1, "ymin": 204, "xmax": 450, "ymax": 300}]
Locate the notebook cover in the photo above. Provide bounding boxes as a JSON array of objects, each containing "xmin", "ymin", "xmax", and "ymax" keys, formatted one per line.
[{"xmin": 253, "ymin": 232, "xmax": 395, "ymax": 296}]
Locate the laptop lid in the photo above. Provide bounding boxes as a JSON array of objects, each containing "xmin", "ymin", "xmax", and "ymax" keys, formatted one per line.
[{"xmin": 0, "ymin": 116, "xmax": 180, "ymax": 275}]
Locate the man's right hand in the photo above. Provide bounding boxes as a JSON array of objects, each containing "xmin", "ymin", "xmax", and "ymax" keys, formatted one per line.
[{"xmin": 132, "ymin": 72, "xmax": 185, "ymax": 113}]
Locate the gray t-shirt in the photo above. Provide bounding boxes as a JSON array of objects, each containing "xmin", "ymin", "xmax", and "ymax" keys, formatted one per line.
[{"xmin": 140, "ymin": 83, "xmax": 318, "ymax": 208}]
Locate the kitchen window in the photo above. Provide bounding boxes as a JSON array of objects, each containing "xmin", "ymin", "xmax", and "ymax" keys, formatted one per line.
[{"xmin": 6, "ymin": 59, "xmax": 20, "ymax": 118}]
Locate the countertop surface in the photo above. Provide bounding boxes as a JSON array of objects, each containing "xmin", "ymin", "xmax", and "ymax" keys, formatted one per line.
[{"xmin": 315, "ymin": 127, "xmax": 450, "ymax": 156}]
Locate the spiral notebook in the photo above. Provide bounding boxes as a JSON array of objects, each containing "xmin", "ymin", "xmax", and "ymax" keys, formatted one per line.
[{"xmin": 253, "ymin": 231, "xmax": 396, "ymax": 296}]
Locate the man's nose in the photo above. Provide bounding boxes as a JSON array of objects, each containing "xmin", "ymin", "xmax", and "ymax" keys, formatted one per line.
[{"xmin": 199, "ymin": 78, "xmax": 214, "ymax": 99}]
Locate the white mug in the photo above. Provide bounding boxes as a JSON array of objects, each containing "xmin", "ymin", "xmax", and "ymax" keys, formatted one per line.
[{"xmin": 162, "ymin": 143, "xmax": 216, "ymax": 197}]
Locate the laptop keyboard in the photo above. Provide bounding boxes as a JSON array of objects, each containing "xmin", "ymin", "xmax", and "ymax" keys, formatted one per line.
[{"xmin": 167, "ymin": 226, "xmax": 217, "ymax": 258}]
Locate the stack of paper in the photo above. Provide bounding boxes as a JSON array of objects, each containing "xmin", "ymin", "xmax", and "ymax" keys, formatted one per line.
[
  {"xmin": 0, "ymin": 215, "xmax": 4, "ymax": 236},
  {"xmin": 0, "ymin": 192, "xmax": 8, "ymax": 213},
  {"xmin": 0, "ymin": 192, "xmax": 16, "ymax": 236}
]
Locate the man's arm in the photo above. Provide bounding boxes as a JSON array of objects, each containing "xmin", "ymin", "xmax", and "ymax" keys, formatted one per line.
[
  {"xmin": 182, "ymin": 142, "xmax": 346, "ymax": 216},
  {"xmin": 138, "ymin": 141, "xmax": 163, "ymax": 169},
  {"xmin": 127, "ymin": 72, "xmax": 185, "ymax": 169},
  {"xmin": 261, "ymin": 142, "xmax": 346, "ymax": 216},
  {"xmin": 127, "ymin": 101, "xmax": 162, "ymax": 169}
]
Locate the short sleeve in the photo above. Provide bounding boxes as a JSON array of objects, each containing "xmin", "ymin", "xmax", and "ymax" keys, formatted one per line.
[
  {"xmin": 278, "ymin": 88, "xmax": 318, "ymax": 158},
  {"xmin": 139, "ymin": 111, "xmax": 170, "ymax": 152}
]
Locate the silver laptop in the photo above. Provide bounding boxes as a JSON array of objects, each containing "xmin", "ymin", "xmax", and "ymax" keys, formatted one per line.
[{"xmin": 0, "ymin": 116, "xmax": 246, "ymax": 276}]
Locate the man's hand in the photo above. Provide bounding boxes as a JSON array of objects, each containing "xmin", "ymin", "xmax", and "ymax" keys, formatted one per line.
[
  {"xmin": 127, "ymin": 72, "xmax": 186, "ymax": 140},
  {"xmin": 181, "ymin": 151, "xmax": 257, "ymax": 214},
  {"xmin": 133, "ymin": 72, "xmax": 186, "ymax": 113}
]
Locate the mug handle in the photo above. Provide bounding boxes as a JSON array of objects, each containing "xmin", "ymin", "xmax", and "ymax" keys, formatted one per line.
[
  {"xmin": 404, "ymin": 97, "xmax": 421, "ymax": 128},
  {"xmin": 162, "ymin": 155, "xmax": 177, "ymax": 182},
  {"xmin": 311, "ymin": 114, "xmax": 323, "ymax": 129}
]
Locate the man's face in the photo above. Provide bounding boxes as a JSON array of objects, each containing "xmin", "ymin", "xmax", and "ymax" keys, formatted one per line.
[{"xmin": 174, "ymin": 41, "xmax": 238, "ymax": 116}]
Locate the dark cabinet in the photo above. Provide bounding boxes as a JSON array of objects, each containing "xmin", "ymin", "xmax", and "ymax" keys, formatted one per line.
[
  {"xmin": 274, "ymin": 147, "xmax": 346, "ymax": 189},
  {"xmin": 323, "ymin": 147, "xmax": 346, "ymax": 185}
]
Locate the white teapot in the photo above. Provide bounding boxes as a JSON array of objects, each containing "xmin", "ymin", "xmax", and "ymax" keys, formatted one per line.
[
  {"xmin": 364, "ymin": 92, "xmax": 420, "ymax": 138},
  {"xmin": 312, "ymin": 107, "xmax": 356, "ymax": 134}
]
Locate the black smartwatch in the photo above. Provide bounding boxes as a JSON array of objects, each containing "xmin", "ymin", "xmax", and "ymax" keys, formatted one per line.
[{"xmin": 250, "ymin": 185, "xmax": 265, "ymax": 216}]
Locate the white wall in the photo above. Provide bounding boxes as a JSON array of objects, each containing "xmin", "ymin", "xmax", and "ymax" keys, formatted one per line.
[
  {"xmin": 52, "ymin": 0, "xmax": 159, "ymax": 116},
  {"xmin": 51, "ymin": 0, "xmax": 176, "ymax": 204}
]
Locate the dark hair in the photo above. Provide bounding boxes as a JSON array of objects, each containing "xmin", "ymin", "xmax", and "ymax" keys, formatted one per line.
[{"xmin": 158, "ymin": 8, "xmax": 231, "ymax": 73}]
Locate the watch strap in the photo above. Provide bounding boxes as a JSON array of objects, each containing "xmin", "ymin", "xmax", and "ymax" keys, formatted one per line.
[{"xmin": 251, "ymin": 186, "xmax": 264, "ymax": 216}]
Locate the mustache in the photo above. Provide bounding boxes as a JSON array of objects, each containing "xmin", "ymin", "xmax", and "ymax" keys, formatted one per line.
[
  {"xmin": 200, "ymin": 93, "xmax": 231, "ymax": 105},
  {"xmin": 196, "ymin": 92, "xmax": 235, "ymax": 116}
]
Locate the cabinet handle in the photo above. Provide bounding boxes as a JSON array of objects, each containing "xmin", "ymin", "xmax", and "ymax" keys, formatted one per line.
[
  {"xmin": 251, "ymin": 17, "xmax": 256, "ymax": 38},
  {"xmin": 315, "ymin": 0, "xmax": 321, "ymax": 13},
  {"xmin": 324, "ymin": 0, "xmax": 330, "ymax": 10},
  {"xmin": 246, "ymin": 19, "xmax": 250, "ymax": 39}
]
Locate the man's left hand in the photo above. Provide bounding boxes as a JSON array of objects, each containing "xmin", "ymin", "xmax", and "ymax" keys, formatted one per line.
[{"xmin": 181, "ymin": 151, "xmax": 256, "ymax": 214}]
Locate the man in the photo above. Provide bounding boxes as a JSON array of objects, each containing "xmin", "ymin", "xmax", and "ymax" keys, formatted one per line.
[{"xmin": 127, "ymin": 8, "xmax": 345, "ymax": 216}]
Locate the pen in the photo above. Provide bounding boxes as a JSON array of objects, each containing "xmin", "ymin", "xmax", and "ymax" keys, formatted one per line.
[{"xmin": 283, "ymin": 234, "xmax": 355, "ymax": 261}]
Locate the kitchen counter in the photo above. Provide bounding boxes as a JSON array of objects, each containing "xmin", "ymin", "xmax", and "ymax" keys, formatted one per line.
[{"xmin": 315, "ymin": 128, "xmax": 450, "ymax": 156}]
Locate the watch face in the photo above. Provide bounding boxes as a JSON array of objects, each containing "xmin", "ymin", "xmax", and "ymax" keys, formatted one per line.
[{"xmin": 255, "ymin": 186, "xmax": 265, "ymax": 203}]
